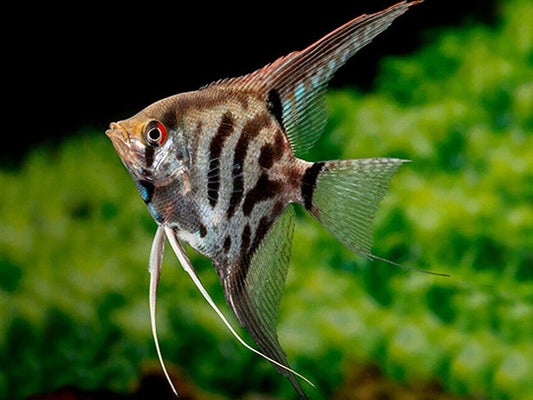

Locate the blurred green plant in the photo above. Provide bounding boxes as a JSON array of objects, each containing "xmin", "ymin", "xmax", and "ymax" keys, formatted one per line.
[{"xmin": 1, "ymin": 0, "xmax": 532, "ymax": 399}]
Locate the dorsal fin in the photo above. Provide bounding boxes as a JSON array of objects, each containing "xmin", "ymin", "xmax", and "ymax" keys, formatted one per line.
[{"xmin": 209, "ymin": 1, "xmax": 422, "ymax": 156}]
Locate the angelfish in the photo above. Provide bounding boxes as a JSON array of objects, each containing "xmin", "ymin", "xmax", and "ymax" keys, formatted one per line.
[{"xmin": 106, "ymin": 2, "xmax": 427, "ymax": 398}]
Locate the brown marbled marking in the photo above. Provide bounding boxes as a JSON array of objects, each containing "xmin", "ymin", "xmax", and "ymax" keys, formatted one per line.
[
  {"xmin": 249, "ymin": 216, "xmax": 273, "ymax": 259},
  {"xmin": 241, "ymin": 223, "xmax": 252, "ymax": 259},
  {"xmin": 242, "ymin": 173, "xmax": 283, "ymax": 217},
  {"xmin": 223, "ymin": 235, "xmax": 232, "ymax": 253},
  {"xmin": 199, "ymin": 223, "xmax": 207, "ymax": 238},
  {"xmin": 272, "ymin": 200, "xmax": 286, "ymax": 216},
  {"xmin": 258, "ymin": 143, "xmax": 274, "ymax": 169},
  {"xmin": 285, "ymin": 165, "xmax": 304, "ymax": 189}
]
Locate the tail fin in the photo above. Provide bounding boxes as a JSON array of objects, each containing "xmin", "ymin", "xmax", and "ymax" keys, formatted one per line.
[{"xmin": 303, "ymin": 158, "xmax": 407, "ymax": 259}]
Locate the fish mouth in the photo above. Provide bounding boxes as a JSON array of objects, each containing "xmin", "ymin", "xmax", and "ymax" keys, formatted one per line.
[
  {"xmin": 106, "ymin": 122, "xmax": 136, "ymax": 147},
  {"xmin": 106, "ymin": 123, "xmax": 148, "ymax": 180},
  {"xmin": 106, "ymin": 123, "xmax": 131, "ymax": 160},
  {"xmin": 106, "ymin": 122, "xmax": 128, "ymax": 145}
]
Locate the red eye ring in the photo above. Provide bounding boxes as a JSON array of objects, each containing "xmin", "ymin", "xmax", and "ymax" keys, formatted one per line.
[{"xmin": 145, "ymin": 120, "xmax": 167, "ymax": 146}]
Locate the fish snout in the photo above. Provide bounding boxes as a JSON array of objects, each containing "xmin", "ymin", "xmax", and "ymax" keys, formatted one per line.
[{"xmin": 105, "ymin": 122, "xmax": 128, "ymax": 142}]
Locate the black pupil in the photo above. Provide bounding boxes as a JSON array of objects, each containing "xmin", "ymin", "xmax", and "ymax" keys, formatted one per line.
[{"xmin": 148, "ymin": 127, "xmax": 161, "ymax": 142}]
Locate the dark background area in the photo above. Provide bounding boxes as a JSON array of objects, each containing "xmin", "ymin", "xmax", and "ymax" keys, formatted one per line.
[{"xmin": 5, "ymin": 0, "xmax": 497, "ymax": 166}]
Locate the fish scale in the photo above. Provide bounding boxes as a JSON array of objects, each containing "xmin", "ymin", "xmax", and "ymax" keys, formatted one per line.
[{"xmin": 105, "ymin": 2, "xmax": 427, "ymax": 398}]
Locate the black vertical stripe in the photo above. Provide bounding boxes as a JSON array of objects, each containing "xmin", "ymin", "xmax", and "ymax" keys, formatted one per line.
[
  {"xmin": 160, "ymin": 109, "xmax": 178, "ymax": 128},
  {"xmin": 238, "ymin": 216, "xmax": 273, "ymax": 283},
  {"xmin": 242, "ymin": 173, "xmax": 283, "ymax": 217},
  {"xmin": 227, "ymin": 162, "xmax": 244, "ymax": 219},
  {"xmin": 241, "ymin": 224, "xmax": 251, "ymax": 260},
  {"xmin": 137, "ymin": 179, "xmax": 155, "ymax": 204},
  {"xmin": 301, "ymin": 162, "xmax": 325, "ymax": 210},
  {"xmin": 199, "ymin": 223, "xmax": 207, "ymax": 238},
  {"xmin": 208, "ymin": 112, "xmax": 234, "ymax": 207},
  {"xmin": 258, "ymin": 130, "xmax": 286, "ymax": 170},
  {"xmin": 144, "ymin": 146, "xmax": 155, "ymax": 168},
  {"xmin": 267, "ymin": 89, "xmax": 284, "ymax": 130},
  {"xmin": 227, "ymin": 112, "xmax": 272, "ymax": 218},
  {"xmin": 223, "ymin": 235, "xmax": 232, "ymax": 253},
  {"xmin": 249, "ymin": 216, "xmax": 272, "ymax": 260},
  {"xmin": 258, "ymin": 143, "xmax": 274, "ymax": 169}
]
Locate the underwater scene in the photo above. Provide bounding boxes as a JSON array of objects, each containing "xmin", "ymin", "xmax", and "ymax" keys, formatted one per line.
[{"xmin": 1, "ymin": 0, "xmax": 532, "ymax": 398}]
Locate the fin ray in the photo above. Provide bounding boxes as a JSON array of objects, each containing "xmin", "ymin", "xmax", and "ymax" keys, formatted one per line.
[
  {"xmin": 209, "ymin": 1, "xmax": 422, "ymax": 155},
  {"xmin": 309, "ymin": 158, "xmax": 407, "ymax": 257},
  {"xmin": 163, "ymin": 225, "xmax": 314, "ymax": 391},
  {"xmin": 214, "ymin": 205, "xmax": 311, "ymax": 397}
]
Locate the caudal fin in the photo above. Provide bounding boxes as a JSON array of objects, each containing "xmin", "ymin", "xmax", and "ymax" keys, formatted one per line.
[{"xmin": 303, "ymin": 158, "xmax": 407, "ymax": 259}]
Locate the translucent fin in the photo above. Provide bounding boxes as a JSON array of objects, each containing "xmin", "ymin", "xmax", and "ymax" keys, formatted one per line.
[
  {"xmin": 309, "ymin": 159, "xmax": 450, "ymax": 276},
  {"xmin": 215, "ymin": 205, "xmax": 309, "ymax": 397},
  {"xmin": 148, "ymin": 225, "xmax": 179, "ymax": 397},
  {"xmin": 267, "ymin": 1, "xmax": 418, "ymax": 156},
  {"xmin": 246, "ymin": 205, "xmax": 295, "ymax": 338},
  {"xmin": 310, "ymin": 158, "xmax": 407, "ymax": 258},
  {"xmin": 370, "ymin": 254, "xmax": 451, "ymax": 277},
  {"xmin": 163, "ymin": 225, "xmax": 314, "ymax": 391},
  {"xmin": 211, "ymin": 1, "xmax": 422, "ymax": 156}
]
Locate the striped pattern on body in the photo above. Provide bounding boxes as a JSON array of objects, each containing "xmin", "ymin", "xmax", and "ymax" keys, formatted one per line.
[{"xmin": 171, "ymin": 90, "xmax": 308, "ymax": 265}]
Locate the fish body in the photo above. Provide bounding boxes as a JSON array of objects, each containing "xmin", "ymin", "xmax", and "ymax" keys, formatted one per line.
[
  {"xmin": 106, "ymin": 1, "xmax": 422, "ymax": 398},
  {"xmin": 115, "ymin": 87, "xmax": 309, "ymax": 259}
]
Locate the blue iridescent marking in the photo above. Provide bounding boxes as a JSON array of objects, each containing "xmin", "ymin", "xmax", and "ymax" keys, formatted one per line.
[
  {"xmin": 136, "ymin": 179, "xmax": 155, "ymax": 203},
  {"xmin": 147, "ymin": 202, "xmax": 163, "ymax": 222},
  {"xmin": 283, "ymin": 98, "xmax": 292, "ymax": 113},
  {"xmin": 311, "ymin": 72, "xmax": 321, "ymax": 88},
  {"xmin": 139, "ymin": 185, "xmax": 150, "ymax": 202},
  {"xmin": 294, "ymin": 82, "xmax": 306, "ymax": 102},
  {"xmin": 328, "ymin": 59, "xmax": 337, "ymax": 73}
]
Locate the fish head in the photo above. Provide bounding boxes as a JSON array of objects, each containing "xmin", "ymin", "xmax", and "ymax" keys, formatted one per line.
[{"xmin": 106, "ymin": 109, "xmax": 188, "ymax": 186}]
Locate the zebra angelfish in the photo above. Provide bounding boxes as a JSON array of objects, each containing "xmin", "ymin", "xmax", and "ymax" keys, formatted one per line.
[{"xmin": 106, "ymin": 1, "xmax": 428, "ymax": 398}]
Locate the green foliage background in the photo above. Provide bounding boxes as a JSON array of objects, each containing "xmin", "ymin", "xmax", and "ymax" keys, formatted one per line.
[{"xmin": 1, "ymin": 1, "xmax": 531, "ymax": 398}]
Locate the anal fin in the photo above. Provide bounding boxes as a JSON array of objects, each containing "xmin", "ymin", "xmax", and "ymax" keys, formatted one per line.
[
  {"xmin": 164, "ymin": 224, "xmax": 313, "ymax": 396},
  {"xmin": 214, "ymin": 205, "xmax": 311, "ymax": 398}
]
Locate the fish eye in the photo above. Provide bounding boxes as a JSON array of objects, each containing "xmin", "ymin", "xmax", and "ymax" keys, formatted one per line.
[{"xmin": 144, "ymin": 120, "xmax": 167, "ymax": 146}]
